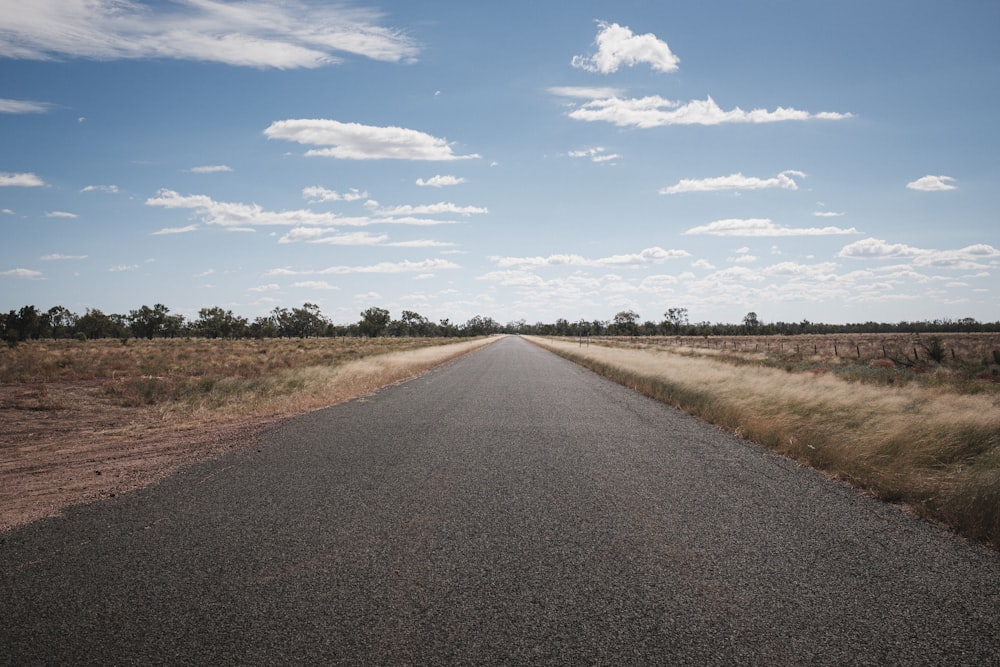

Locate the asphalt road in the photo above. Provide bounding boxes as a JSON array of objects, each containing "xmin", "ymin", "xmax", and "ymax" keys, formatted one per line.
[{"xmin": 3, "ymin": 335, "xmax": 999, "ymax": 665}]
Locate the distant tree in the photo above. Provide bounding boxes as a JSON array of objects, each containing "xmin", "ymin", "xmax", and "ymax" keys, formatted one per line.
[
  {"xmin": 359, "ymin": 307, "xmax": 391, "ymax": 337},
  {"xmin": 742, "ymin": 311, "xmax": 761, "ymax": 333},
  {"xmin": 129, "ymin": 304, "xmax": 166, "ymax": 339},
  {"xmin": 250, "ymin": 314, "xmax": 278, "ymax": 338},
  {"xmin": 76, "ymin": 308, "xmax": 115, "ymax": 339},
  {"xmin": 400, "ymin": 310, "xmax": 431, "ymax": 337},
  {"xmin": 47, "ymin": 306, "xmax": 77, "ymax": 339},
  {"xmin": 612, "ymin": 309, "xmax": 640, "ymax": 336},
  {"xmin": 463, "ymin": 315, "xmax": 500, "ymax": 336},
  {"xmin": 195, "ymin": 307, "xmax": 248, "ymax": 338},
  {"xmin": 663, "ymin": 307, "xmax": 689, "ymax": 334}
]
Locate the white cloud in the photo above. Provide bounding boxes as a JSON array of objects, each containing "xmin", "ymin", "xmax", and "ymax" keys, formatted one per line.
[
  {"xmin": 416, "ymin": 175, "xmax": 466, "ymax": 187},
  {"xmin": 40, "ymin": 253, "xmax": 87, "ymax": 260},
  {"xmin": 248, "ymin": 283, "xmax": 281, "ymax": 293},
  {"xmin": 387, "ymin": 240, "xmax": 456, "ymax": 248},
  {"xmin": 293, "ymin": 281, "xmax": 339, "ymax": 290},
  {"xmin": 492, "ymin": 246, "xmax": 689, "ymax": 269},
  {"xmin": 572, "ymin": 21, "xmax": 680, "ymax": 74},
  {"xmin": 189, "ymin": 165, "xmax": 233, "ymax": 174},
  {"xmin": 684, "ymin": 218, "xmax": 859, "ymax": 237},
  {"xmin": 814, "ymin": 211, "xmax": 845, "ymax": 217},
  {"xmin": 568, "ymin": 147, "xmax": 621, "ymax": 164},
  {"xmin": 661, "ymin": 170, "xmax": 804, "ymax": 194},
  {"xmin": 548, "ymin": 86, "xmax": 625, "ymax": 99},
  {"xmin": 568, "ymin": 95, "xmax": 852, "ymax": 128},
  {"xmin": 152, "ymin": 224, "xmax": 199, "ymax": 235},
  {"xmin": 46, "ymin": 211, "xmax": 78, "ymax": 219},
  {"xmin": 0, "ymin": 172, "xmax": 45, "ymax": 187},
  {"xmin": 267, "ymin": 259, "xmax": 461, "ymax": 276},
  {"xmin": 81, "ymin": 184, "xmax": 119, "ymax": 193},
  {"xmin": 837, "ymin": 237, "xmax": 925, "ymax": 260},
  {"xmin": 1, "ymin": 268, "xmax": 43, "ymax": 278},
  {"xmin": 307, "ymin": 232, "xmax": 389, "ymax": 246},
  {"xmin": 146, "ymin": 189, "xmax": 341, "ymax": 227},
  {"xmin": 0, "ymin": 0, "xmax": 419, "ymax": 68},
  {"xmin": 906, "ymin": 175, "xmax": 957, "ymax": 192},
  {"xmin": 376, "ymin": 202, "xmax": 487, "ymax": 216},
  {"xmin": 0, "ymin": 98, "xmax": 51, "ymax": 113},
  {"xmin": 838, "ymin": 238, "xmax": 1000, "ymax": 270},
  {"xmin": 109, "ymin": 264, "xmax": 138, "ymax": 272},
  {"xmin": 264, "ymin": 119, "xmax": 480, "ymax": 160},
  {"xmin": 303, "ymin": 186, "xmax": 368, "ymax": 202},
  {"xmin": 2, "ymin": 209, "xmax": 13, "ymax": 215}
]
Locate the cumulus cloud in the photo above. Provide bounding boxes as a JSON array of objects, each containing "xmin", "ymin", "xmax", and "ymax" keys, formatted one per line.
[
  {"xmin": 152, "ymin": 224, "xmax": 199, "ymax": 235},
  {"xmin": 548, "ymin": 86, "xmax": 625, "ymax": 99},
  {"xmin": 416, "ymin": 175, "xmax": 466, "ymax": 187},
  {"xmin": 661, "ymin": 170, "xmax": 804, "ymax": 194},
  {"xmin": 302, "ymin": 186, "xmax": 368, "ymax": 202},
  {"xmin": 293, "ymin": 281, "xmax": 339, "ymax": 290},
  {"xmin": 46, "ymin": 211, "xmax": 78, "ymax": 219},
  {"xmin": 40, "ymin": 253, "xmax": 87, "ymax": 260},
  {"xmin": 568, "ymin": 147, "xmax": 621, "ymax": 164},
  {"xmin": 1, "ymin": 268, "xmax": 43, "ymax": 278},
  {"xmin": 376, "ymin": 202, "xmax": 487, "ymax": 216},
  {"xmin": 146, "ymin": 189, "xmax": 341, "ymax": 227},
  {"xmin": 814, "ymin": 211, "xmax": 845, "ymax": 217},
  {"xmin": 264, "ymin": 119, "xmax": 480, "ymax": 160},
  {"xmin": 302, "ymin": 231, "xmax": 389, "ymax": 246},
  {"xmin": 838, "ymin": 238, "xmax": 1000, "ymax": 269},
  {"xmin": 0, "ymin": 172, "xmax": 45, "ymax": 187},
  {"xmin": 81, "ymin": 184, "xmax": 119, "ymax": 193},
  {"xmin": 267, "ymin": 259, "xmax": 460, "ymax": 276},
  {"xmin": 0, "ymin": 0, "xmax": 419, "ymax": 68},
  {"xmin": 188, "ymin": 164, "xmax": 233, "ymax": 174},
  {"xmin": 906, "ymin": 175, "xmax": 957, "ymax": 191},
  {"xmin": 572, "ymin": 21, "xmax": 680, "ymax": 74},
  {"xmin": 0, "ymin": 98, "xmax": 51, "ymax": 113},
  {"xmin": 568, "ymin": 95, "xmax": 853, "ymax": 128},
  {"xmin": 492, "ymin": 246, "xmax": 689, "ymax": 269},
  {"xmin": 684, "ymin": 218, "xmax": 859, "ymax": 237}
]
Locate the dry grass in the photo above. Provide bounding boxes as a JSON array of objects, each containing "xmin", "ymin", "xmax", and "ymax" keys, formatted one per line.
[
  {"xmin": 528, "ymin": 336, "xmax": 1000, "ymax": 548},
  {"xmin": 1, "ymin": 337, "xmax": 496, "ymax": 531}
]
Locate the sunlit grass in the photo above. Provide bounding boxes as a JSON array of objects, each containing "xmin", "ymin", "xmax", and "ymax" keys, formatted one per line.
[
  {"xmin": 529, "ymin": 336, "xmax": 1000, "ymax": 548},
  {"xmin": 0, "ymin": 336, "xmax": 486, "ymax": 417}
]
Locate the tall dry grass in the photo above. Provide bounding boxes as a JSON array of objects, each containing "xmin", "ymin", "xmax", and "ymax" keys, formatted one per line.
[
  {"xmin": 528, "ymin": 336, "xmax": 1000, "ymax": 548},
  {"xmin": 0, "ymin": 337, "xmax": 491, "ymax": 418}
]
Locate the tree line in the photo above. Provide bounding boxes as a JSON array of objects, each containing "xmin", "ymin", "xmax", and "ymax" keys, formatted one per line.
[
  {"xmin": 2, "ymin": 304, "xmax": 997, "ymax": 345},
  {"xmin": 0, "ymin": 303, "xmax": 505, "ymax": 343}
]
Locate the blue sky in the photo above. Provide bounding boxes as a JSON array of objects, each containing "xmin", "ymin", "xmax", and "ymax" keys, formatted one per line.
[{"xmin": 2, "ymin": 1, "xmax": 998, "ymax": 326}]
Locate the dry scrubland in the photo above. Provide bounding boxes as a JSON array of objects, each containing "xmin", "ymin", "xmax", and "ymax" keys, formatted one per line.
[
  {"xmin": 529, "ymin": 334, "xmax": 1000, "ymax": 548},
  {"xmin": 0, "ymin": 336, "xmax": 494, "ymax": 530}
]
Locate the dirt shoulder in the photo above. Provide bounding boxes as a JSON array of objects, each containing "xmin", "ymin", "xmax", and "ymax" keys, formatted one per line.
[{"xmin": 1, "ymin": 338, "xmax": 496, "ymax": 532}]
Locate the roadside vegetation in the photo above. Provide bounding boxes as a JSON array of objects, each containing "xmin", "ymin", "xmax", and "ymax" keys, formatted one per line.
[
  {"xmin": 0, "ymin": 336, "xmax": 494, "ymax": 531},
  {"xmin": 528, "ymin": 334, "xmax": 1000, "ymax": 549},
  {"xmin": 0, "ymin": 336, "xmax": 481, "ymax": 416}
]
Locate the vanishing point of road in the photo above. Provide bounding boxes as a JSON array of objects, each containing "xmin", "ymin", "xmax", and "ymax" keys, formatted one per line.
[{"xmin": 3, "ymin": 336, "xmax": 999, "ymax": 665}]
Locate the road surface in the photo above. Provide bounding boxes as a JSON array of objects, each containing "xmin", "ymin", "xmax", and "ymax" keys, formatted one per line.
[{"xmin": 2, "ymin": 335, "xmax": 999, "ymax": 665}]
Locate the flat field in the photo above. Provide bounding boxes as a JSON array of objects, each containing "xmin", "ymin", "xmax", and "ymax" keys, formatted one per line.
[
  {"xmin": 530, "ymin": 333, "xmax": 1000, "ymax": 548},
  {"xmin": 0, "ymin": 336, "xmax": 493, "ymax": 531}
]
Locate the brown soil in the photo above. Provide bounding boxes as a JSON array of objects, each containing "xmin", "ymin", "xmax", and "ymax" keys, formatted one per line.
[{"xmin": 0, "ymin": 381, "xmax": 284, "ymax": 532}]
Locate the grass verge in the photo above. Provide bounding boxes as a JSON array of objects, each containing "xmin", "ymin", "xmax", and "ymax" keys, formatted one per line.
[
  {"xmin": 1, "ymin": 337, "xmax": 496, "ymax": 531},
  {"xmin": 527, "ymin": 336, "xmax": 1000, "ymax": 549}
]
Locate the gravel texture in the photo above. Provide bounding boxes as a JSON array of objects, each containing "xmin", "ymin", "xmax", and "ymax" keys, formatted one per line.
[{"xmin": 2, "ymin": 336, "xmax": 999, "ymax": 665}]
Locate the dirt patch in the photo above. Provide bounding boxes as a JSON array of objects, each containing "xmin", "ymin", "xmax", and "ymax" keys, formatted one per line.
[{"xmin": 0, "ymin": 381, "xmax": 279, "ymax": 532}]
